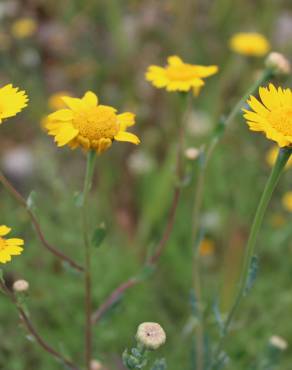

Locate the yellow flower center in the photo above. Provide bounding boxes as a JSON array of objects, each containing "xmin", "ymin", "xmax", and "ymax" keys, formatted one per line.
[
  {"xmin": 166, "ymin": 64, "xmax": 197, "ymax": 81},
  {"xmin": 268, "ymin": 108, "xmax": 292, "ymax": 136},
  {"xmin": 0, "ymin": 237, "xmax": 6, "ymax": 250},
  {"xmin": 73, "ymin": 106, "xmax": 119, "ymax": 141}
]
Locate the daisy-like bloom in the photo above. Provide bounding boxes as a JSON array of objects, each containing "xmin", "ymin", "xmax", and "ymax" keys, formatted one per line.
[
  {"xmin": 229, "ymin": 32, "xmax": 270, "ymax": 57},
  {"xmin": 282, "ymin": 191, "xmax": 292, "ymax": 212},
  {"xmin": 45, "ymin": 91, "xmax": 140, "ymax": 154},
  {"xmin": 11, "ymin": 18, "xmax": 37, "ymax": 39},
  {"xmin": 0, "ymin": 84, "xmax": 28, "ymax": 123},
  {"xmin": 266, "ymin": 146, "xmax": 292, "ymax": 169},
  {"xmin": 243, "ymin": 84, "xmax": 292, "ymax": 147},
  {"xmin": 145, "ymin": 55, "xmax": 218, "ymax": 96},
  {"xmin": 136, "ymin": 322, "xmax": 166, "ymax": 350},
  {"xmin": 0, "ymin": 225, "xmax": 24, "ymax": 264}
]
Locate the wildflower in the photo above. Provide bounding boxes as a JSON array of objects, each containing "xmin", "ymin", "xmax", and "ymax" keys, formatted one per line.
[
  {"xmin": 0, "ymin": 225, "xmax": 24, "ymax": 264},
  {"xmin": 282, "ymin": 191, "xmax": 292, "ymax": 212},
  {"xmin": 45, "ymin": 91, "xmax": 140, "ymax": 154},
  {"xmin": 145, "ymin": 56, "xmax": 218, "ymax": 96},
  {"xmin": 90, "ymin": 359, "xmax": 103, "ymax": 370},
  {"xmin": 136, "ymin": 322, "xmax": 166, "ymax": 350},
  {"xmin": 266, "ymin": 146, "xmax": 292, "ymax": 169},
  {"xmin": 11, "ymin": 18, "xmax": 37, "ymax": 39},
  {"xmin": 48, "ymin": 91, "xmax": 72, "ymax": 110},
  {"xmin": 243, "ymin": 84, "xmax": 292, "ymax": 147},
  {"xmin": 0, "ymin": 84, "xmax": 28, "ymax": 123},
  {"xmin": 229, "ymin": 32, "xmax": 270, "ymax": 57},
  {"xmin": 13, "ymin": 279, "xmax": 29, "ymax": 292},
  {"xmin": 265, "ymin": 52, "xmax": 291, "ymax": 75},
  {"xmin": 199, "ymin": 238, "xmax": 215, "ymax": 256},
  {"xmin": 269, "ymin": 335, "xmax": 288, "ymax": 350}
]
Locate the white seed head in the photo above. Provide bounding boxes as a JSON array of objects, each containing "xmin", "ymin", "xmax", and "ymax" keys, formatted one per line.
[
  {"xmin": 269, "ymin": 335, "xmax": 288, "ymax": 350},
  {"xmin": 184, "ymin": 147, "xmax": 200, "ymax": 160},
  {"xmin": 266, "ymin": 52, "xmax": 291, "ymax": 75},
  {"xmin": 90, "ymin": 359, "xmax": 103, "ymax": 370},
  {"xmin": 136, "ymin": 322, "xmax": 166, "ymax": 350},
  {"xmin": 13, "ymin": 279, "xmax": 29, "ymax": 292}
]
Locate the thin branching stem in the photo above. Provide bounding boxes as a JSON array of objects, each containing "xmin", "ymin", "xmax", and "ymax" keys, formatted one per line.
[{"xmin": 0, "ymin": 171, "xmax": 84, "ymax": 272}]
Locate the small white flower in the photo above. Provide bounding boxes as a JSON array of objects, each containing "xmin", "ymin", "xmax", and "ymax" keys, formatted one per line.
[
  {"xmin": 136, "ymin": 322, "xmax": 166, "ymax": 350},
  {"xmin": 13, "ymin": 279, "xmax": 29, "ymax": 292},
  {"xmin": 269, "ymin": 335, "xmax": 288, "ymax": 351},
  {"xmin": 184, "ymin": 147, "xmax": 200, "ymax": 160},
  {"xmin": 90, "ymin": 359, "xmax": 103, "ymax": 370},
  {"xmin": 266, "ymin": 52, "xmax": 291, "ymax": 75}
]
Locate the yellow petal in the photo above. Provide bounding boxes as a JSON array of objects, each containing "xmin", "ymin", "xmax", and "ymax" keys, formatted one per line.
[
  {"xmin": 55, "ymin": 124, "xmax": 79, "ymax": 146},
  {"xmin": 82, "ymin": 91, "xmax": 98, "ymax": 107},
  {"xmin": 117, "ymin": 112, "xmax": 136, "ymax": 131},
  {"xmin": 114, "ymin": 131, "xmax": 140, "ymax": 144},
  {"xmin": 0, "ymin": 225, "xmax": 11, "ymax": 236},
  {"xmin": 6, "ymin": 238, "xmax": 24, "ymax": 246},
  {"xmin": 167, "ymin": 56, "xmax": 183, "ymax": 66},
  {"xmin": 62, "ymin": 96, "xmax": 86, "ymax": 111},
  {"xmin": 48, "ymin": 109, "xmax": 73, "ymax": 121},
  {"xmin": 193, "ymin": 65, "xmax": 219, "ymax": 78}
]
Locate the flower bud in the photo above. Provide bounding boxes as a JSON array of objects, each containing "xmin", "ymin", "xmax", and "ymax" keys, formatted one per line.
[
  {"xmin": 184, "ymin": 147, "xmax": 200, "ymax": 161},
  {"xmin": 136, "ymin": 322, "xmax": 166, "ymax": 350},
  {"xmin": 13, "ymin": 279, "xmax": 29, "ymax": 292},
  {"xmin": 269, "ymin": 335, "xmax": 288, "ymax": 350},
  {"xmin": 90, "ymin": 359, "xmax": 103, "ymax": 370},
  {"xmin": 265, "ymin": 52, "xmax": 291, "ymax": 75}
]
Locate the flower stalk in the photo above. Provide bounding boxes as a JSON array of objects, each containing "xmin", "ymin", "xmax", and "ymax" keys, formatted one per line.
[
  {"xmin": 82, "ymin": 150, "xmax": 97, "ymax": 370},
  {"xmin": 211, "ymin": 146, "xmax": 292, "ymax": 368}
]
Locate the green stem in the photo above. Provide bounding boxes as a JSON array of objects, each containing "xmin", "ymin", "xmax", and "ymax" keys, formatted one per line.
[
  {"xmin": 211, "ymin": 147, "xmax": 292, "ymax": 368},
  {"xmin": 82, "ymin": 150, "xmax": 97, "ymax": 370}
]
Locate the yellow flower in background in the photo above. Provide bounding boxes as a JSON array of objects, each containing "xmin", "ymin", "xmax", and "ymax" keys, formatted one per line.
[
  {"xmin": 11, "ymin": 18, "xmax": 37, "ymax": 39},
  {"xmin": 0, "ymin": 225, "xmax": 24, "ymax": 264},
  {"xmin": 145, "ymin": 56, "xmax": 218, "ymax": 96},
  {"xmin": 229, "ymin": 32, "xmax": 270, "ymax": 56},
  {"xmin": 45, "ymin": 91, "xmax": 140, "ymax": 154},
  {"xmin": 0, "ymin": 84, "xmax": 28, "ymax": 123},
  {"xmin": 48, "ymin": 91, "xmax": 72, "ymax": 110},
  {"xmin": 266, "ymin": 146, "xmax": 292, "ymax": 169},
  {"xmin": 199, "ymin": 238, "xmax": 215, "ymax": 257},
  {"xmin": 243, "ymin": 84, "xmax": 292, "ymax": 147},
  {"xmin": 282, "ymin": 192, "xmax": 292, "ymax": 212}
]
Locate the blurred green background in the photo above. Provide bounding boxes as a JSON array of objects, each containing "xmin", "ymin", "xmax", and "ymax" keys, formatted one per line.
[{"xmin": 0, "ymin": 0, "xmax": 292, "ymax": 369}]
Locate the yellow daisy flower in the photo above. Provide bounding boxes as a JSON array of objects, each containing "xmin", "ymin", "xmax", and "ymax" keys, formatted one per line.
[
  {"xmin": 11, "ymin": 18, "xmax": 37, "ymax": 39},
  {"xmin": 282, "ymin": 192, "xmax": 292, "ymax": 212},
  {"xmin": 0, "ymin": 225, "xmax": 24, "ymax": 264},
  {"xmin": 199, "ymin": 238, "xmax": 215, "ymax": 257},
  {"xmin": 0, "ymin": 84, "xmax": 28, "ymax": 123},
  {"xmin": 45, "ymin": 91, "xmax": 140, "ymax": 154},
  {"xmin": 145, "ymin": 55, "xmax": 218, "ymax": 96},
  {"xmin": 266, "ymin": 146, "xmax": 292, "ymax": 169},
  {"xmin": 229, "ymin": 32, "xmax": 270, "ymax": 57},
  {"xmin": 243, "ymin": 84, "xmax": 292, "ymax": 147}
]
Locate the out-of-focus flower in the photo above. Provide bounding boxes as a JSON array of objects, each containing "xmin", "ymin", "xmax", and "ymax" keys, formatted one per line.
[
  {"xmin": 136, "ymin": 322, "xmax": 166, "ymax": 350},
  {"xmin": 128, "ymin": 150, "xmax": 155, "ymax": 175},
  {"xmin": 48, "ymin": 91, "xmax": 72, "ymax": 110},
  {"xmin": 199, "ymin": 238, "xmax": 215, "ymax": 256},
  {"xmin": 1, "ymin": 146, "xmax": 35, "ymax": 180},
  {"xmin": 11, "ymin": 17, "xmax": 37, "ymax": 39},
  {"xmin": 266, "ymin": 146, "xmax": 292, "ymax": 169},
  {"xmin": 269, "ymin": 335, "xmax": 288, "ymax": 350},
  {"xmin": 282, "ymin": 192, "xmax": 292, "ymax": 212},
  {"xmin": 243, "ymin": 84, "xmax": 292, "ymax": 147},
  {"xmin": 229, "ymin": 32, "xmax": 270, "ymax": 56},
  {"xmin": 45, "ymin": 91, "xmax": 140, "ymax": 154},
  {"xmin": 184, "ymin": 147, "xmax": 200, "ymax": 160},
  {"xmin": 0, "ymin": 84, "xmax": 28, "ymax": 123},
  {"xmin": 265, "ymin": 52, "xmax": 291, "ymax": 76},
  {"xmin": 0, "ymin": 225, "xmax": 24, "ymax": 264},
  {"xmin": 13, "ymin": 279, "xmax": 29, "ymax": 292},
  {"xmin": 145, "ymin": 55, "xmax": 218, "ymax": 96},
  {"xmin": 90, "ymin": 359, "xmax": 103, "ymax": 370}
]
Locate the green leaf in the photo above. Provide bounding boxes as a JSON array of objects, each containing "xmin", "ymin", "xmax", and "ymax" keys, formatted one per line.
[{"xmin": 92, "ymin": 223, "xmax": 106, "ymax": 248}]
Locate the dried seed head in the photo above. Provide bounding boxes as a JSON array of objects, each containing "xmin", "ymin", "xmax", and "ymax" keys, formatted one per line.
[
  {"xmin": 269, "ymin": 335, "xmax": 288, "ymax": 351},
  {"xmin": 136, "ymin": 322, "xmax": 166, "ymax": 350},
  {"xmin": 266, "ymin": 52, "xmax": 291, "ymax": 75},
  {"xmin": 184, "ymin": 147, "xmax": 200, "ymax": 160},
  {"xmin": 13, "ymin": 279, "xmax": 29, "ymax": 292},
  {"xmin": 90, "ymin": 359, "xmax": 103, "ymax": 370}
]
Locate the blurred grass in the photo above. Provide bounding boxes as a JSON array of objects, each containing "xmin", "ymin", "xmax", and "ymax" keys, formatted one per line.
[{"xmin": 0, "ymin": 0, "xmax": 292, "ymax": 369}]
